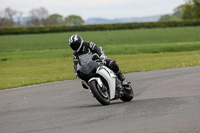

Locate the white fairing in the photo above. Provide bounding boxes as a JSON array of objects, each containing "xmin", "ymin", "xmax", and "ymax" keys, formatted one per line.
[{"xmin": 96, "ymin": 66, "xmax": 116, "ymax": 99}]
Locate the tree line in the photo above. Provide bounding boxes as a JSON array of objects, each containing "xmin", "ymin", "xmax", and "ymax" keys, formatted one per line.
[
  {"xmin": 159, "ymin": 0, "xmax": 200, "ymax": 21},
  {"xmin": 0, "ymin": 7, "xmax": 84, "ymax": 27}
]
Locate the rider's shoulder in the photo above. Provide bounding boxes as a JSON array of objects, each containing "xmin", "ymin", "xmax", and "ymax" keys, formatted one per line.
[
  {"xmin": 84, "ymin": 41, "xmax": 97, "ymax": 49},
  {"xmin": 83, "ymin": 41, "xmax": 91, "ymax": 46}
]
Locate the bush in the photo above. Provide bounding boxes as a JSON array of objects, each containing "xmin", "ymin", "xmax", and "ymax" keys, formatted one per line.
[{"xmin": 0, "ymin": 20, "xmax": 200, "ymax": 35}]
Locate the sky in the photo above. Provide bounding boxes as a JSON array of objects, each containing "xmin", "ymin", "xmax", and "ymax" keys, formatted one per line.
[{"xmin": 0, "ymin": 0, "xmax": 186, "ymax": 20}]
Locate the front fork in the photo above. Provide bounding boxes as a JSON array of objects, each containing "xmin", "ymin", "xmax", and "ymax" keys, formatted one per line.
[
  {"xmin": 113, "ymin": 78, "xmax": 124, "ymax": 99},
  {"xmin": 81, "ymin": 80, "xmax": 90, "ymax": 89}
]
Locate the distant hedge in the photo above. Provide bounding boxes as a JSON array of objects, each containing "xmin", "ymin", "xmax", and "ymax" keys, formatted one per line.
[{"xmin": 0, "ymin": 20, "xmax": 200, "ymax": 35}]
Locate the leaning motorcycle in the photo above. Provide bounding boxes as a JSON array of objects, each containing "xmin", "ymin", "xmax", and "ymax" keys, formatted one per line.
[{"xmin": 77, "ymin": 57, "xmax": 134, "ymax": 105}]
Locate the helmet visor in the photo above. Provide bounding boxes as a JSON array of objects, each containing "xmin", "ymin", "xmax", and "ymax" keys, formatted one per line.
[{"xmin": 70, "ymin": 42, "xmax": 81, "ymax": 51}]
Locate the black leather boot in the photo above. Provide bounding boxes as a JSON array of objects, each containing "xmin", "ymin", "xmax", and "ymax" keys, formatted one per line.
[
  {"xmin": 116, "ymin": 72, "xmax": 126, "ymax": 81},
  {"xmin": 116, "ymin": 71, "xmax": 130, "ymax": 86}
]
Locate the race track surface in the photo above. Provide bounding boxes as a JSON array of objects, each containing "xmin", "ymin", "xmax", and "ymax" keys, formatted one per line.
[{"xmin": 0, "ymin": 66, "xmax": 200, "ymax": 133}]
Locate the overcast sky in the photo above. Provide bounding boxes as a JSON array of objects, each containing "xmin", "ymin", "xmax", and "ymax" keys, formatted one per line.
[{"xmin": 0, "ymin": 0, "xmax": 185, "ymax": 20}]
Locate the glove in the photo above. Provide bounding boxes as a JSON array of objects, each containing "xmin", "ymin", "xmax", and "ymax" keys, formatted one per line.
[
  {"xmin": 100, "ymin": 54, "xmax": 106, "ymax": 60},
  {"xmin": 100, "ymin": 54, "xmax": 107, "ymax": 64}
]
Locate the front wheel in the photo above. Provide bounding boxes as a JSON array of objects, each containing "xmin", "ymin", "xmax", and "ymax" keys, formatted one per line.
[
  {"xmin": 120, "ymin": 85, "xmax": 134, "ymax": 102},
  {"xmin": 89, "ymin": 80, "xmax": 110, "ymax": 105}
]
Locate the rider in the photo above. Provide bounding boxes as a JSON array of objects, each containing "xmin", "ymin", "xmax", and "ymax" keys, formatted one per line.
[{"xmin": 68, "ymin": 34, "xmax": 128, "ymax": 87}]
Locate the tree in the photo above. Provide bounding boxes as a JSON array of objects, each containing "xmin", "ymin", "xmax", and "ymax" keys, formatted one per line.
[
  {"xmin": 181, "ymin": 0, "xmax": 200, "ymax": 19},
  {"xmin": 0, "ymin": 8, "xmax": 16, "ymax": 27},
  {"xmin": 16, "ymin": 11, "xmax": 23, "ymax": 26},
  {"xmin": 173, "ymin": 6, "xmax": 184, "ymax": 19},
  {"xmin": 27, "ymin": 7, "xmax": 49, "ymax": 26},
  {"xmin": 45, "ymin": 14, "xmax": 63, "ymax": 26},
  {"xmin": 0, "ymin": 18, "xmax": 13, "ymax": 27},
  {"xmin": 159, "ymin": 5, "xmax": 183, "ymax": 22},
  {"xmin": 4, "ymin": 7, "xmax": 17, "ymax": 23},
  {"xmin": 38, "ymin": 7, "xmax": 49, "ymax": 25},
  {"xmin": 0, "ymin": 8, "xmax": 23, "ymax": 27},
  {"xmin": 192, "ymin": 0, "xmax": 200, "ymax": 18},
  {"xmin": 158, "ymin": 14, "xmax": 172, "ymax": 21},
  {"xmin": 159, "ymin": 0, "xmax": 200, "ymax": 21},
  {"xmin": 65, "ymin": 15, "xmax": 84, "ymax": 25},
  {"xmin": 0, "ymin": 10, "xmax": 13, "ymax": 27}
]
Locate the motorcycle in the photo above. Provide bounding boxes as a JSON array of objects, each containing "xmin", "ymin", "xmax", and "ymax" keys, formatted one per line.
[{"xmin": 77, "ymin": 56, "xmax": 134, "ymax": 105}]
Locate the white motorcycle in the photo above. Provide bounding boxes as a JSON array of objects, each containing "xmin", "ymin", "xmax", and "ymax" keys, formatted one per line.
[{"xmin": 77, "ymin": 56, "xmax": 134, "ymax": 105}]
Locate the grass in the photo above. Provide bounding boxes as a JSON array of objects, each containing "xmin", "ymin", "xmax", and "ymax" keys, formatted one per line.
[
  {"xmin": 0, "ymin": 26, "xmax": 200, "ymax": 52},
  {"xmin": 0, "ymin": 26, "xmax": 200, "ymax": 89},
  {"xmin": 0, "ymin": 51, "xmax": 200, "ymax": 90},
  {"xmin": 0, "ymin": 58, "xmax": 75, "ymax": 89},
  {"xmin": 1, "ymin": 41, "xmax": 200, "ymax": 61}
]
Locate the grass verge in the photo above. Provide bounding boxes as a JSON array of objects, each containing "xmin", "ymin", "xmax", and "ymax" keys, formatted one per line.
[{"xmin": 0, "ymin": 51, "xmax": 200, "ymax": 90}]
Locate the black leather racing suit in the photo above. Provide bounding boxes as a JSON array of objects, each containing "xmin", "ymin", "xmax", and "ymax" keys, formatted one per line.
[{"xmin": 72, "ymin": 41, "xmax": 123, "ymax": 79}]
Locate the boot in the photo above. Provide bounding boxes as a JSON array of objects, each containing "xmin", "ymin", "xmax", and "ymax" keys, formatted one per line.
[
  {"xmin": 116, "ymin": 71, "xmax": 130, "ymax": 85},
  {"xmin": 117, "ymin": 72, "xmax": 125, "ymax": 81}
]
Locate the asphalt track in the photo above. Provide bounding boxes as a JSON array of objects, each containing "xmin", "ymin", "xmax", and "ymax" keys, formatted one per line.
[{"xmin": 0, "ymin": 66, "xmax": 200, "ymax": 133}]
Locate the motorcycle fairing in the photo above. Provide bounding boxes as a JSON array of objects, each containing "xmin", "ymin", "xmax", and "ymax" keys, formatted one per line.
[{"xmin": 92, "ymin": 66, "xmax": 116, "ymax": 99}]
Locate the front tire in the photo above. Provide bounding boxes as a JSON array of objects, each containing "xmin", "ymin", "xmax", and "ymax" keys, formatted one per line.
[{"xmin": 89, "ymin": 80, "xmax": 110, "ymax": 105}]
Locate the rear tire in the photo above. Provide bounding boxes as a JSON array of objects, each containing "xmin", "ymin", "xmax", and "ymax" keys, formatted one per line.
[
  {"xmin": 120, "ymin": 85, "xmax": 134, "ymax": 102},
  {"xmin": 89, "ymin": 80, "xmax": 110, "ymax": 105}
]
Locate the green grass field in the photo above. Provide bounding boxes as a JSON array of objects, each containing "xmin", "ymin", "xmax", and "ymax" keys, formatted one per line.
[
  {"xmin": 0, "ymin": 26, "xmax": 200, "ymax": 89},
  {"xmin": 1, "ymin": 26, "xmax": 200, "ymax": 52}
]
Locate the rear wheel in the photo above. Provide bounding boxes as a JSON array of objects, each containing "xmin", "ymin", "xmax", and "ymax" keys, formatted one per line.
[
  {"xmin": 120, "ymin": 85, "xmax": 134, "ymax": 102},
  {"xmin": 89, "ymin": 80, "xmax": 110, "ymax": 105}
]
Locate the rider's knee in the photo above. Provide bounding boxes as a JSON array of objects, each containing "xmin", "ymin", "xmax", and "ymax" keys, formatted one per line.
[{"xmin": 108, "ymin": 60, "xmax": 119, "ymax": 73}]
